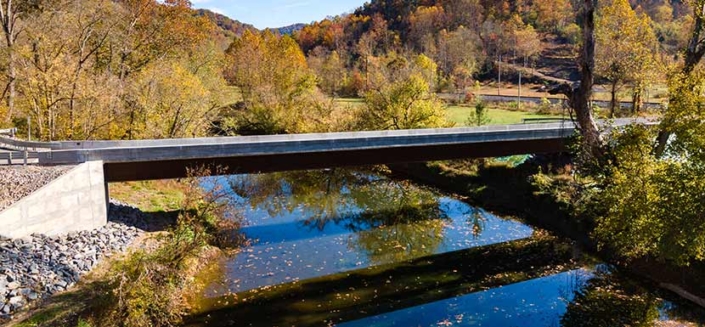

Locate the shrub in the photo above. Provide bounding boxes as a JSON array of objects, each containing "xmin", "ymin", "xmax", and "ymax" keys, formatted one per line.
[
  {"xmin": 466, "ymin": 100, "xmax": 491, "ymax": 126},
  {"xmin": 85, "ymin": 167, "xmax": 242, "ymax": 327}
]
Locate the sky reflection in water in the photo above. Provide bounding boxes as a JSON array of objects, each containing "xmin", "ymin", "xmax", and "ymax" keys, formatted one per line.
[
  {"xmin": 193, "ymin": 170, "xmax": 705, "ymax": 327},
  {"xmin": 203, "ymin": 171, "xmax": 534, "ymax": 293},
  {"xmin": 339, "ymin": 268, "xmax": 593, "ymax": 327}
]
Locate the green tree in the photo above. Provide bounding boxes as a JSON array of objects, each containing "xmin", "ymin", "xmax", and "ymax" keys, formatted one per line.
[
  {"xmin": 223, "ymin": 30, "xmax": 328, "ymax": 135},
  {"xmin": 595, "ymin": 0, "xmax": 659, "ymax": 117},
  {"xmin": 466, "ymin": 99, "xmax": 490, "ymax": 126},
  {"xmin": 355, "ymin": 74, "xmax": 451, "ymax": 131},
  {"xmin": 594, "ymin": 75, "xmax": 705, "ymax": 265},
  {"xmin": 589, "ymin": 0, "xmax": 705, "ymax": 265},
  {"xmin": 655, "ymin": 0, "xmax": 705, "ymax": 157}
]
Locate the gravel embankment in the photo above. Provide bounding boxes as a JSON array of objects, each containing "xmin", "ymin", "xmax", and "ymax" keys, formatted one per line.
[
  {"xmin": 0, "ymin": 166, "xmax": 74, "ymax": 211},
  {"xmin": 0, "ymin": 202, "xmax": 158, "ymax": 319}
]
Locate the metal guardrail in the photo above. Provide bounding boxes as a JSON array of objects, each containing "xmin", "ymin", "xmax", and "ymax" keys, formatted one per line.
[
  {"xmin": 0, "ymin": 151, "xmax": 39, "ymax": 165},
  {"xmin": 0, "ymin": 134, "xmax": 60, "ymax": 166},
  {"xmin": 0, "ymin": 128, "xmax": 16, "ymax": 137},
  {"xmin": 0, "ymin": 136, "xmax": 62, "ymax": 150}
]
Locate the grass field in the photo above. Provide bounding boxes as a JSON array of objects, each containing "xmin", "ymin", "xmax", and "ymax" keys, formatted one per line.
[
  {"xmin": 446, "ymin": 105, "xmax": 560, "ymax": 126},
  {"xmin": 334, "ymin": 97, "xmax": 562, "ymax": 126}
]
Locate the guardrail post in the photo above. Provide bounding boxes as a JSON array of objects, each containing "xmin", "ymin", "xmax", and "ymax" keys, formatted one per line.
[
  {"xmin": 24, "ymin": 148, "xmax": 28, "ymax": 166},
  {"xmin": 8, "ymin": 151, "xmax": 11, "ymax": 165}
]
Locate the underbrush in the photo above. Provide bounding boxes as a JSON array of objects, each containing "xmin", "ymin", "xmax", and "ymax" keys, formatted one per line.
[{"xmin": 80, "ymin": 167, "xmax": 244, "ymax": 327}]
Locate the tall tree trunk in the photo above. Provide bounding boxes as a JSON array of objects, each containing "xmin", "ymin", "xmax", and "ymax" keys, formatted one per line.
[
  {"xmin": 551, "ymin": 0, "xmax": 601, "ymax": 159},
  {"xmin": 654, "ymin": 0, "xmax": 705, "ymax": 157},
  {"xmin": 7, "ymin": 47, "xmax": 14, "ymax": 122},
  {"xmin": 576, "ymin": 0, "xmax": 601, "ymax": 157},
  {"xmin": 610, "ymin": 80, "xmax": 618, "ymax": 118},
  {"xmin": 632, "ymin": 84, "xmax": 643, "ymax": 114}
]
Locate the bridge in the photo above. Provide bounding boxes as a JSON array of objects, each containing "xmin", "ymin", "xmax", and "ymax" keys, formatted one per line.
[
  {"xmin": 2, "ymin": 118, "xmax": 652, "ymax": 182},
  {"xmin": 0, "ymin": 118, "xmax": 654, "ymax": 238}
]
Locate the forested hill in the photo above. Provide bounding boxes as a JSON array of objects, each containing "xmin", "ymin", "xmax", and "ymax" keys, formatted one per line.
[
  {"xmin": 196, "ymin": 9, "xmax": 257, "ymax": 38},
  {"xmin": 277, "ymin": 23, "xmax": 306, "ymax": 35},
  {"xmin": 294, "ymin": 0, "xmax": 690, "ymax": 56}
]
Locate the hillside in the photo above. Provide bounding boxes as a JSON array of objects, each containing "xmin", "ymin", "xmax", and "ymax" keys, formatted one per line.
[
  {"xmin": 196, "ymin": 9, "xmax": 257, "ymax": 38},
  {"xmin": 291, "ymin": 0, "xmax": 689, "ymax": 85},
  {"xmin": 276, "ymin": 23, "xmax": 306, "ymax": 35}
]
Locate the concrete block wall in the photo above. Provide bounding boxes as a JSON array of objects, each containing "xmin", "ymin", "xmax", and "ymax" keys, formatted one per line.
[{"xmin": 0, "ymin": 161, "xmax": 108, "ymax": 238}]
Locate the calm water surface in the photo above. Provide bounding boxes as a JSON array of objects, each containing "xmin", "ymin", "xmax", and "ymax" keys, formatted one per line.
[{"xmin": 189, "ymin": 168, "xmax": 705, "ymax": 327}]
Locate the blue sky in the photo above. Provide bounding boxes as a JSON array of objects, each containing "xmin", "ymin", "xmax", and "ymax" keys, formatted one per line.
[{"xmin": 191, "ymin": 0, "xmax": 366, "ymax": 29}]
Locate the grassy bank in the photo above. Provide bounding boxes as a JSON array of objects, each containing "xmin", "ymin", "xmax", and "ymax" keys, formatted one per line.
[
  {"xmin": 109, "ymin": 180, "xmax": 190, "ymax": 214},
  {"xmin": 9, "ymin": 173, "xmax": 242, "ymax": 327}
]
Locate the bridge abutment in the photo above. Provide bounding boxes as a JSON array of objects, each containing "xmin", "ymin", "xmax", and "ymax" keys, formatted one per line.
[{"xmin": 0, "ymin": 161, "xmax": 108, "ymax": 239}]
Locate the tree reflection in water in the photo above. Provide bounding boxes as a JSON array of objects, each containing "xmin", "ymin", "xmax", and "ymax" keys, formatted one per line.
[
  {"xmin": 560, "ymin": 266, "xmax": 659, "ymax": 327},
  {"xmin": 228, "ymin": 169, "xmax": 363, "ymax": 229},
  {"xmin": 227, "ymin": 168, "xmax": 458, "ymax": 264}
]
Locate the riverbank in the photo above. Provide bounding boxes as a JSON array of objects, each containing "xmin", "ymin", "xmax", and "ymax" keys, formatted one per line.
[
  {"xmin": 388, "ymin": 159, "xmax": 705, "ymax": 311},
  {"xmin": 1, "ymin": 175, "xmax": 239, "ymax": 327},
  {"xmin": 0, "ymin": 202, "xmax": 148, "ymax": 322}
]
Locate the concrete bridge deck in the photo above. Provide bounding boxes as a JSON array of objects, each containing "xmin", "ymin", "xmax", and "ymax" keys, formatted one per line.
[{"xmin": 23, "ymin": 118, "xmax": 651, "ymax": 182}]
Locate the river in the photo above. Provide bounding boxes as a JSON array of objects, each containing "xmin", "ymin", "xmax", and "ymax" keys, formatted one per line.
[{"xmin": 186, "ymin": 168, "xmax": 705, "ymax": 326}]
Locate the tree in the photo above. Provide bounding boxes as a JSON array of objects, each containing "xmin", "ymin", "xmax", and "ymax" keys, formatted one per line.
[
  {"xmin": 655, "ymin": 0, "xmax": 705, "ymax": 157},
  {"xmin": 549, "ymin": 0, "xmax": 601, "ymax": 162},
  {"xmin": 17, "ymin": 0, "xmax": 122, "ymax": 140},
  {"xmin": 594, "ymin": 118, "xmax": 705, "ymax": 265},
  {"xmin": 131, "ymin": 47, "xmax": 227, "ymax": 139},
  {"xmin": 466, "ymin": 99, "xmax": 491, "ymax": 126},
  {"xmin": 434, "ymin": 27, "xmax": 483, "ymax": 91},
  {"xmin": 308, "ymin": 48, "xmax": 347, "ymax": 96},
  {"xmin": 0, "ymin": 0, "xmax": 36, "ymax": 123},
  {"xmin": 589, "ymin": 1, "xmax": 705, "ymax": 265},
  {"xmin": 595, "ymin": 0, "xmax": 659, "ymax": 117},
  {"xmin": 7, "ymin": 0, "xmax": 221, "ymax": 141},
  {"xmin": 408, "ymin": 5, "xmax": 446, "ymax": 50},
  {"xmin": 527, "ymin": 0, "xmax": 573, "ymax": 32},
  {"xmin": 444, "ymin": 0, "xmax": 484, "ymax": 31},
  {"xmin": 513, "ymin": 22, "xmax": 541, "ymax": 62},
  {"xmin": 223, "ymin": 30, "xmax": 331, "ymax": 135},
  {"xmin": 355, "ymin": 75, "xmax": 450, "ymax": 131}
]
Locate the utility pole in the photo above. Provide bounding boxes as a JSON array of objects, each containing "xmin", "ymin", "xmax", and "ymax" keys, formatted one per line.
[
  {"xmin": 519, "ymin": 56, "xmax": 526, "ymax": 110},
  {"xmin": 27, "ymin": 116, "xmax": 30, "ymax": 141},
  {"xmin": 497, "ymin": 55, "xmax": 501, "ymax": 96}
]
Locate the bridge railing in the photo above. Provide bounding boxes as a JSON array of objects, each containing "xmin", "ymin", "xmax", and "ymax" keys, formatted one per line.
[
  {"xmin": 0, "ymin": 135, "xmax": 61, "ymax": 165},
  {"xmin": 0, "ymin": 128, "xmax": 16, "ymax": 137},
  {"xmin": 6, "ymin": 119, "xmax": 656, "ymax": 166},
  {"xmin": 51, "ymin": 122, "xmax": 579, "ymax": 150}
]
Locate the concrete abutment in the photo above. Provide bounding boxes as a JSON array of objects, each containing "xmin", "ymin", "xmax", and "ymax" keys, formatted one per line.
[{"xmin": 0, "ymin": 161, "xmax": 108, "ymax": 239}]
